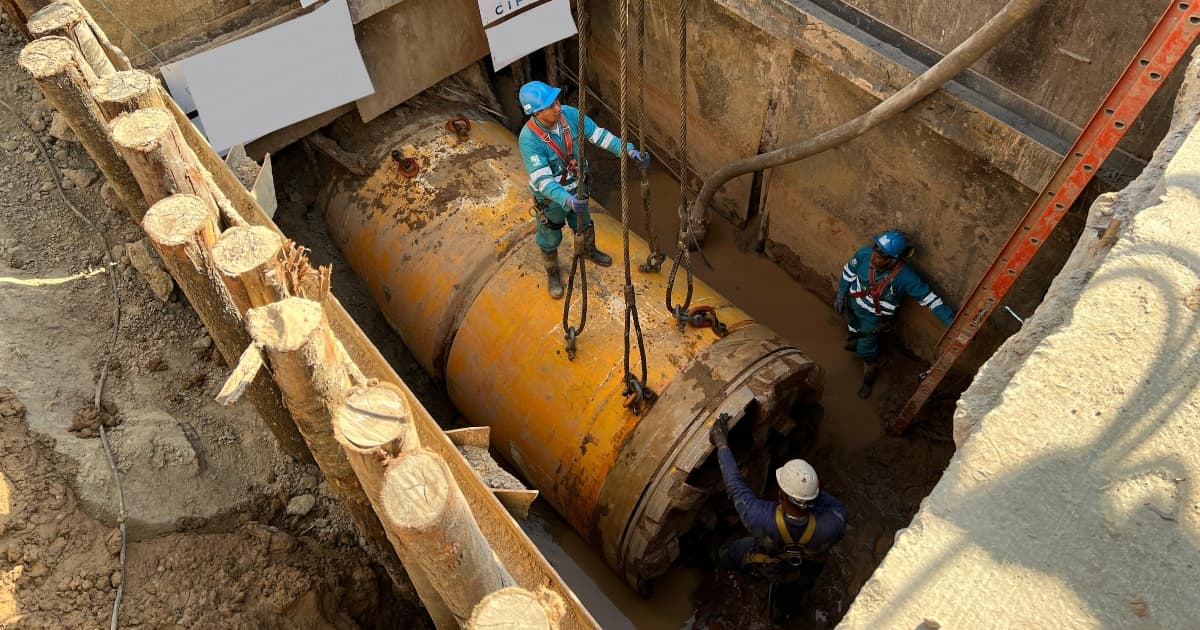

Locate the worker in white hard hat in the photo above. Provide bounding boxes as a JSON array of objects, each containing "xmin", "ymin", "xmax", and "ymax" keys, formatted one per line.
[{"xmin": 709, "ymin": 413, "xmax": 847, "ymax": 622}]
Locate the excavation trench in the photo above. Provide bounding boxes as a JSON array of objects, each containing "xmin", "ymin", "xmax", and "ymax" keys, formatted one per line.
[{"xmin": 272, "ymin": 105, "xmax": 954, "ymax": 627}]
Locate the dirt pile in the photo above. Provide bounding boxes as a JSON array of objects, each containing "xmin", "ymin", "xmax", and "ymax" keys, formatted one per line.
[
  {"xmin": 0, "ymin": 388, "xmax": 422, "ymax": 628},
  {"xmin": 0, "ymin": 10, "xmax": 427, "ymax": 628}
]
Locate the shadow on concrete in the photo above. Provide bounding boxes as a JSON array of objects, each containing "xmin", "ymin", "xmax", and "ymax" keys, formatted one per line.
[{"xmin": 854, "ymin": 223, "xmax": 1200, "ymax": 627}]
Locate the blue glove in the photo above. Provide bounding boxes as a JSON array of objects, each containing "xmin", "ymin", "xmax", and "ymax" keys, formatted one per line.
[
  {"xmin": 566, "ymin": 194, "xmax": 588, "ymax": 214},
  {"xmin": 628, "ymin": 149, "xmax": 650, "ymax": 169},
  {"xmin": 833, "ymin": 293, "xmax": 846, "ymax": 314}
]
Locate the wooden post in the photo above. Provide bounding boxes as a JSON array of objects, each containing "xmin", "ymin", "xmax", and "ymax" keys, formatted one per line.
[
  {"xmin": 142, "ymin": 195, "xmax": 312, "ymax": 464},
  {"xmin": 27, "ymin": 1, "xmax": 115, "ymax": 76},
  {"xmin": 333, "ymin": 385, "xmax": 456, "ymax": 629},
  {"xmin": 467, "ymin": 587, "xmax": 563, "ymax": 630},
  {"xmin": 92, "ymin": 70, "xmax": 164, "ymax": 121},
  {"xmin": 110, "ymin": 107, "xmax": 217, "ymax": 216},
  {"xmin": 63, "ymin": 0, "xmax": 132, "ymax": 72},
  {"xmin": 245, "ymin": 298, "xmax": 414, "ymax": 599},
  {"xmin": 17, "ymin": 36, "xmax": 146, "ymax": 218},
  {"xmin": 380, "ymin": 448, "xmax": 515, "ymax": 623},
  {"xmin": 211, "ymin": 226, "xmax": 286, "ymax": 313}
]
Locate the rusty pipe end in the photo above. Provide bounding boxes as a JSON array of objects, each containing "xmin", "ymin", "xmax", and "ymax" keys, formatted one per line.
[{"xmin": 595, "ymin": 325, "xmax": 823, "ymax": 591}]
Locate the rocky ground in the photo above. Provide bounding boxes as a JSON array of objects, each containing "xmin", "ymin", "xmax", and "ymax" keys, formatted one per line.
[{"xmin": 0, "ymin": 12, "xmax": 426, "ymax": 629}]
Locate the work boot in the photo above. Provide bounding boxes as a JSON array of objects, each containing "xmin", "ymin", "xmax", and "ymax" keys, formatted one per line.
[
  {"xmin": 580, "ymin": 223, "xmax": 613, "ymax": 267},
  {"xmin": 542, "ymin": 249, "xmax": 564, "ymax": 299},
  {"xmin": 857, "ymin": 362, "xmax": 880, "ymax": 399}
]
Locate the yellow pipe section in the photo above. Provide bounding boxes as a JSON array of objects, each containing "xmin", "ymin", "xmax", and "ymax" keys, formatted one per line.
[{"xmin": 319, "ymin": 109, "xmax": 823, "ymax": 590}]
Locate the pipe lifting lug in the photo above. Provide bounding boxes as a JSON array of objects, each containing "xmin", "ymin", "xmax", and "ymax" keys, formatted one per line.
[
  {"xmin": 390, "ymin": 149, "xmax": 420, "ymax": 178},
  {"xmin": 446, "ymin": 116, "xmax": 471, "ymax": 142},
  {"xmin": 687, "ymin": 305, "xmax": 728, "ymax": 337},
  {"xmin": 638, "ymin": 251, "xmax": 667, "ymax": 273}
]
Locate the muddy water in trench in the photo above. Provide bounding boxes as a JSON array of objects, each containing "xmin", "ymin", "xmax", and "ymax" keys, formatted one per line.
[
  {"xmin": 594, "ymin": 167, "xmax": 910, "ymax": 451},
  {"xmin": 278, "ymin": 149, "xmax": 952, "ymax": 629}
]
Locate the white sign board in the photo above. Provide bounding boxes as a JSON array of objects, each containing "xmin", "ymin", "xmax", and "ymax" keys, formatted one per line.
[
  {"xmin": 177, "ymin": 0, "xmax": 374, "ymax": 154},
  {"xmin": 482, "ymin": 0, "xmax": 575, "ymax": 71}
]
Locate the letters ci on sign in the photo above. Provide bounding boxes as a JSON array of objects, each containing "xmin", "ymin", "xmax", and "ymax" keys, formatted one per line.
[{"xmin": 479, "ymin": 0, "xmax": 549, "ymax": 27}]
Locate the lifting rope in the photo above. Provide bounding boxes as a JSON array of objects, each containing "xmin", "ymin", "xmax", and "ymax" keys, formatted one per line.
[
  {"xmin": 664, "ymin": 0, "xmax": 697, "ymax": 331},
  {"xmin": 635, "ymin": 0, "xmax": 666, "ymax": 274},
  {"xmin": 618, "ymin": 0, "xmax": 654, "ymax": 414},
  {"xmin": 561, "ymin": 0, "xmax": 591, "ymax": 360}
]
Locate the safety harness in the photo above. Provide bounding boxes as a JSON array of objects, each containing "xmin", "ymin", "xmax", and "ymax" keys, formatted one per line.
[
  {"xmin": 525, "ymin": 117, "xmax": 578, "ymax": 187},
  {"xmin": 847, "ymin": 261, "xmax": 904, "ymax": 317},
  {"xmin": 526, "ymin": 117, "xmax": 581, "ymax": 232},
  {"xmin": 746, "ymin": 505, "xmax": 819, "ymax": 567}
]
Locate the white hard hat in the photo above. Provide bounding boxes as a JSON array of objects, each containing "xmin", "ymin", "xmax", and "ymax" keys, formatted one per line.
[{"xmin": 776, "ymin": 459, "xmax": 819, "ymax": 502}]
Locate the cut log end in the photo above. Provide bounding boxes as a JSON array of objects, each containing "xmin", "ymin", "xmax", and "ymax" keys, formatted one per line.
[
  {"xmin": 380, "ymin": 449, "xmax": 451, "ymax": 531},
  {"xmin": 213, "ymin": 226, "xmax": 284, "ymax": 276},
  {"xmin": 17, "ymin": 36, "xmax": 77, "ymax": 79},
  {"xmin": 27, "ymin": 2, "xmax": 82, "ymax": 38},
  {"xmin": 467, "ymin": 588, "xmax": 553, "ymax": 630},
  {"xmin": 143, "ymin": 195, "xmax": 212, "ymax": 247},
  {"xmin": 111, "ymin": 107, "xmax": 175, "ymax": 152},
  {"xmin": 246, "ymin": 297, "xmax": 324, "ymax": 353},
  {"xmin": 334, "ymin": 385, "xmax": 414, "ymax": 451},
  {"xmin": 93, "ymin": 70, "xmax": 157, "ymax": 109}
]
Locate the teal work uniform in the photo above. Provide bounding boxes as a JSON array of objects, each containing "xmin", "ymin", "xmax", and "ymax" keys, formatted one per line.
[
  {"xmin": 836, "ymin": 246, "xmax": 954, "ymax": 361},
  {"xmin": 518, "ymin": 104, "xmax": 631, "ymax": 252}
]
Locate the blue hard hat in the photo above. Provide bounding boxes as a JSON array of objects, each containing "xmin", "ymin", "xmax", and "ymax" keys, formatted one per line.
[
  {"xmin": 873, "ymin": 230, "xmax": 910, "ymax": 258},
  {"xmin": 519, "ymin": 81, "xmax": 561, "ymax": 115}
]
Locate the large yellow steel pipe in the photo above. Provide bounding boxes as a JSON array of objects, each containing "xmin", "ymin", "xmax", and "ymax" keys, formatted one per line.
[{"xmin": 318, "ymin": 108, "xmax": 823, "ymax": 590}]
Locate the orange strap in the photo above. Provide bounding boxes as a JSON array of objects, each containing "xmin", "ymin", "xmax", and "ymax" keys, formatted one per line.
[
  {"xmin": 847, "ymin": 262, "xmax": 904, "ymax": 316},
  {"xmin": 525, "ymin": 117, "xmax": 576, "ymax": 183}
]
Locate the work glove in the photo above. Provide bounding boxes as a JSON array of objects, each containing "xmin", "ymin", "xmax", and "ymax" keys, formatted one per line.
[
  {"xmin": 566, "ymin": 194, "xmax": 588, "ymax": 214},
  {"xmin": 709, "ymin": 413, "xmax": 731, "ymax": 450},
  {"xmin": 628, "ymin": 148, "xmax": 651, "ymax": 169},
  {"xmin": 833, "ymin": 293, "xmax": 846, "ymax": 315}
]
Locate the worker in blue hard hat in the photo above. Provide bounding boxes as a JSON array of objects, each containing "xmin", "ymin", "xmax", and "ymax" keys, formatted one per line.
[
  {"xmin": 834, "ymin": 230, "xmax": 955, "ymax": 398},
  {"xmin": 709, "ymin": 414, "xmax": 847, "ymax": 623},
  {"xmin": 517, "ymin": 80, "xmax": 649, "ymax": 299}
]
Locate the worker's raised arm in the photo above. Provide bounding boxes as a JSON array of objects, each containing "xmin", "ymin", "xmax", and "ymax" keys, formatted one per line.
[
  {"xmin": 716, "ymin": 446, "xmax": 779, "ymax": 540},
  {"xmin": 561, "ymin": 104, "xmax": 634, "ymax": 159},
  {"xmin": 900, "ymin": 269, "xmax": 955, "ymax": 326}
]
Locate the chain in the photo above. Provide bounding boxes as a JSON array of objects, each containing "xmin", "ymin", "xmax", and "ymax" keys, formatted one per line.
[
  {"xmin": 665, "ymin": 0, "xmax": 695, "ymax": 326},
  {"xmin": 562, "ymin": 0, "xmax": 590, "ymax": 359},
  {"xmin": 618, "ymin": 0, "xmax": 653, "ymax": 414}
]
